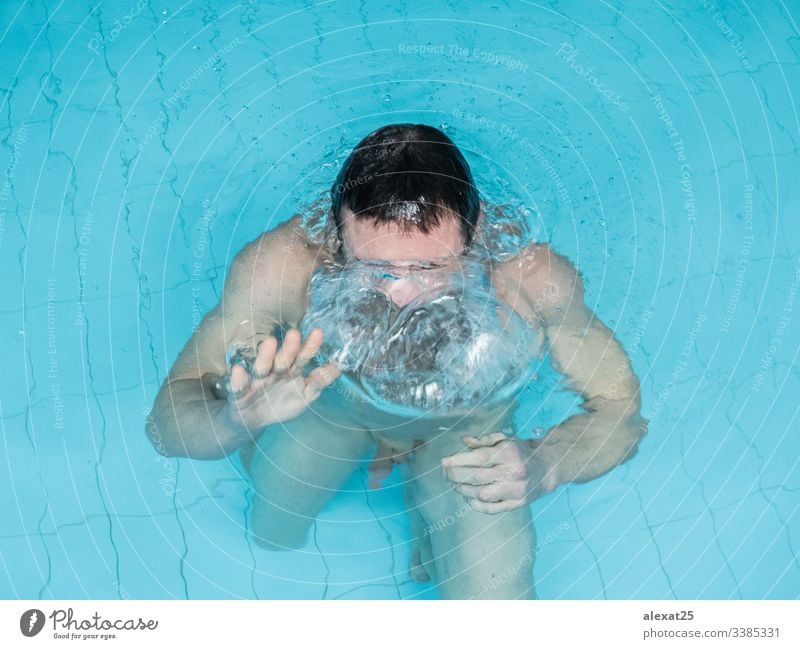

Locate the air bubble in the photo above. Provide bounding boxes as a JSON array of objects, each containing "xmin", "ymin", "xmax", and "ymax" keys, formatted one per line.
[{"xmin": 300, "ymin": 257, "xmax": 541, "ymax": 417}]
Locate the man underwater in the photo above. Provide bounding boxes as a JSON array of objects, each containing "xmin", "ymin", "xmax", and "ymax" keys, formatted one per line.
[{"xmin": 147, "ymin": 123, "xmax": 646, "ymax": 599}]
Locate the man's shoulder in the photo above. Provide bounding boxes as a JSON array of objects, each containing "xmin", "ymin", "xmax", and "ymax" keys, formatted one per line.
[
  {"xmin": 497, "ymin": 242, "xmax": 577, "ymax": 283},
  {"xmin": 224, "ymin": 216, "xmax": 320, "ymax": 322},
  {"xmin": 233, "ymin": 216, "xmax": 313, "ymax": 269},
  {"xmin": 230, "ymin": 216, "xmax": 329, "ymax": 285},
  {"xmin": 530, "ymin": 243, "xmax": 580, "ymax": 289},
  {"xmin": 497, "ymin": 242, "xmax": 583, "ymax": 313}
]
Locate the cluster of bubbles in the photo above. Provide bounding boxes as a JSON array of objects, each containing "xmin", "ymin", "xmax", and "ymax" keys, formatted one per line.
[
  {"xmin": 299, "ymin": 254, "xmax": 541, "ymax": 417},
  {"xmin": 226, "ymin": 166, "xmax": 544, "ymax": 415}
]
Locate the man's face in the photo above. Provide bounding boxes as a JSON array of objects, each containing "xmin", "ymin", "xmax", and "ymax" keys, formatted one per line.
[{"xmin": 339, "ymin": 207, "xmax": 465, "ymax": 307}]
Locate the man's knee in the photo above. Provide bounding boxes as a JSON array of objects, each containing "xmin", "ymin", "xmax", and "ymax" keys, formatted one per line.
[{"xmin": 406, "ymin": 447, "xmax": 537, "ymax": 599}]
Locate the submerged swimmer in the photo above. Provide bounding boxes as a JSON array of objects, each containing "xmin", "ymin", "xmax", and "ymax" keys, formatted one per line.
[{"xmin": 147, "ymin": 123, "xmax": 647, "ymax": 599}]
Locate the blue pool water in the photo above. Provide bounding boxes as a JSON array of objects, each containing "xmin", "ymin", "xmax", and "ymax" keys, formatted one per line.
[{"xmin": 1, "ymin": 0, "xmax": 798, "ymax": 599}]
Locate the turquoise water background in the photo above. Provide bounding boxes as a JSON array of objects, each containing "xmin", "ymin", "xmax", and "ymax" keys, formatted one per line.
[{"xmin": 1, "ymin": 0, "xmax": 798, "ymax": 599}]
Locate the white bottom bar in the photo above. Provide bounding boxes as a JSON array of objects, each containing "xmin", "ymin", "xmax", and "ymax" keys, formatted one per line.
[{"xmin": 2, "ymin": 600, "xmax": 797, "ymax": 648}]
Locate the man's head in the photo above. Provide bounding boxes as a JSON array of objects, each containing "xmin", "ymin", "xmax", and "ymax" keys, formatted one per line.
[{"xmin": 331, "ymin": 124, "xmax": 480, "ymax": 264}]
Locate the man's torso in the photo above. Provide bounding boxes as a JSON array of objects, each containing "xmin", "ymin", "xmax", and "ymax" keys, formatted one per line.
[{"xmin": 236, "ymin": 216, "xmax": 551, "ymax": 449}]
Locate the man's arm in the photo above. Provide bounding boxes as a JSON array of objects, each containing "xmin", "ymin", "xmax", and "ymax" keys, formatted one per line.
[
  {"xmin": 146, "ymin": 234, "xmax": 278, "ymax": 460},
  {"xmin": 146, "ymin": 220, "xmax": 337, "ymax": 460},
  {"xmin": 526, "ymin": 246, "xmax": 648, "ymax": 489},
  {"xmin": 440, "ymin": 245, "xmax": 648, "ymax": 513}
]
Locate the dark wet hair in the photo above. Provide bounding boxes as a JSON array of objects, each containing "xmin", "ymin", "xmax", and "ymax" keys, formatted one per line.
[{"xmin": 330, "ymin": 124, "xmax": 480, "ymax": 246}]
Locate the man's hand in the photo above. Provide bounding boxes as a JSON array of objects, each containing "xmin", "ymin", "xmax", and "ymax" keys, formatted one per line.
[
  {"xmin": 440, "ymin": 432, "xmax": 555, "ymax": 514},
  {"xmin": 220, "ymin": 327, "xmax": 340, "ymax": 441}
]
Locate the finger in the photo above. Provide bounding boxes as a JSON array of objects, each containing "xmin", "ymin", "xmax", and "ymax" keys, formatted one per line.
[
  {"xmin": 441, "ymin": 447, "xmax": 498, "ymax": 469},
  {"xmin": 305, "ymin": 364, "xmax": 341, "ymax": 391},
  {"xmin": 453, "ymin": 478, "xmax": 527, "ymax": 502},
  {"xmin": 452, "ymin": 483, "xmax": 484, "ymax": 499},
  {"xmin": 463, "ymin": 432, "xmax": 509, "ymax": 448},
  {"xmin": 228, "ymin": 364, "xmax": 251, "ymax": 399},
  {"xmin": 477, "ymin": 481, "xmax": 528, "ymax": 503},
  {"xmin": 251, "ymin": 335, "xmax": 278, "ymax": 378},
  {"xmin": 466, "ymin": 498, "xmax": 527, "ymax": 514},
  {"xmin": 442, "ymin": 466, "xmax": 500, "ymax": 486},
  {"xmin": 273, "ymin": 329, "xmax": 302, "ymax": 373},
  {"xmin": 295, "ymin": 327, "xmax": 324, "ymax": 369}
]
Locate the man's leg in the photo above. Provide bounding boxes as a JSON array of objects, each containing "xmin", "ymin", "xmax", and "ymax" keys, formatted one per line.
[
  {"xmin": 406, "ymin": 431, "xmax": 537, "ymax": 599},
  {"xmin": 247, "ymin": 398, "xmax": 373, "ymax": 551}
]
